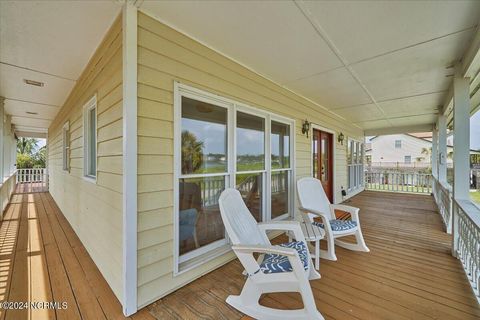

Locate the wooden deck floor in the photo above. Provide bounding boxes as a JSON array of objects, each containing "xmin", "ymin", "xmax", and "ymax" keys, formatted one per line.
[
  {"xmin": 146, "ymin": 191, "xmax": 480, "ymax": 320},
  {"xmin": 0, "ymin": 191, "xmax": 153, "ymax": 320},
  {"xmin": 1, "ymin": 189, "xmax": 478, "ymax": 319}
]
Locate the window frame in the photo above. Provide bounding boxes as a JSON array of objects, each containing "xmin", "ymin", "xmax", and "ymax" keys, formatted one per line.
[
  {"xmin": 173, "ymin": 82, "xmax": 295, "ymax": 275},
  {"xmin": 404, "ymin": 155, "xmax": 412, "ymax": 164},
  {"xmin": 395, "ymin": 140, "xmax": 402, "ymax": 149},
  {"xmin": 62, "ymin": 121, "xmax": 70, "ymax": 172},
  {"xmin": 347, "ymin": 138, "xmax": 365, "ymax": 192},
  {"xmin": 83, "ymin": 95, "xmax": 97, "ymax": 182}
]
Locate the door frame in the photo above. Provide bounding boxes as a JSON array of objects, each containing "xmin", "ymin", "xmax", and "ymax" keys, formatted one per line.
[{"xmin": 311, "ymin": 124, "xmax": 337, "ymax": 204}]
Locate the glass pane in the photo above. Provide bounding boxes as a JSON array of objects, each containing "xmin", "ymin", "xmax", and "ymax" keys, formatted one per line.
[
  {"xmin": 88, "ymin": 108, "xmax": 96, "ymax": 176},
  {"xmin": 236, "ymin": 112, "xmax": 265, "ymax": 171},
  {"xmin": 320, "ymin": 135, "xmax": 329, "ymax": 181},
  {"xmin": 271, "ymin": 170, "xmax": 289, "ymax": 218},
  {"xmin": 347, "ymin": 139, "xmax": 352, "ymax": 164},
  {"xmin": 352, "ymin": 141, "xmax": 358, "ymax": 164},
  {"xmin": 181, "ymin": 97, "xmax": 227, "ymax": 174},
  {"xmin": 312, "ymin": 133, "xmax": 318, "ymax": 177},
  {"xmin": 179, "ymin": 176, "xmax": 226, "ymax": 255},
  {"xmin": 271, "ymin": 121, "xmax": 290, "ymax": 169},
  {"xmin": 236, "ymin": 173, "xmax": 263, "ymax": 222}
]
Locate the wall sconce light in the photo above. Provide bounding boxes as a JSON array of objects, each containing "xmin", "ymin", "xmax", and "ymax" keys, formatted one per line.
[
  {"xmin": 338, "ymin": 132, "xmax": 345, "ymax": 145},
  {"xmin": 301, "ymin": 120, "xmax": 311, "ymax": 138}
]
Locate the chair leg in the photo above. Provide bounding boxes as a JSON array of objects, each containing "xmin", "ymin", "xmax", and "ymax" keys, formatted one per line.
[
  {"xmin": 315, "ymin": 240, "xmax": 320, "ymax": 270},
  {"xmin": 335, "ymin": 229, "xmax": 370, "ymax": 252},
  {"xmin": 319, "ymin": 232, "xmax": 337, "ymax": 261}
]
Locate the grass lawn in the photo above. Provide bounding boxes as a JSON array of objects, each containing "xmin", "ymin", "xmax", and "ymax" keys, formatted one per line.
[{"xmin": 470, "ymin": 190, "xmax": 480, "ymax": 205}]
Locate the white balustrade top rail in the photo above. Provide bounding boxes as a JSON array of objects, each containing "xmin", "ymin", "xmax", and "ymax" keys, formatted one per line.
[
  {"xmin": 365, "ymin": 172, "xmax": 432, "ymax": 194},
  {"xmin": 432, "ymin": 177, "xmax": 453, "ymax": 233},
  {"xmin": 453, "ymin": 199, "xmax": 480, "ymax": 302},
  {"xmin": 16, "ymin": 168, "xmax": 48, "ymax": 193}
]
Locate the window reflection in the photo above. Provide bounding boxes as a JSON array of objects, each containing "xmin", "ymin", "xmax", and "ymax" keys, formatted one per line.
[
  {"xmin": 181, "ymin": 97, "xmax": 227, "ymax": 174},
  {"xmin": 179, "ymin": 177, "xmax": 226, "ymax": 255},
  {"xmin": 236, "ymin": 112, "xmax": 265, "ymax": 171},
  {"xmin": 271, "ymin": 170, "xmax": 289, "ymax": 218},
  {"xmin": 271, "ymin": 121, "xmax": 290, "ymax": 169},
  {"xmin": 236, "ymin": 173, "xmax": 263, "ymax": 222}
]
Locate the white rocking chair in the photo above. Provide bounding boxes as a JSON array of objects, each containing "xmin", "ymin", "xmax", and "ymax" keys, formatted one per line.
[
  {"xmin": 219, "ymin": 188, "xmax": 324, "ymax": 320},
  {"xmin": 297, "ymin": 177, "xmax": 369, "ymax": 261}
]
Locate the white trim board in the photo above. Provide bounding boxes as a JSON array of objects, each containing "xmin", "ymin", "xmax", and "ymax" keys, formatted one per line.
[
  {"xmin": 122, "ymin": 2, "xmax": 138, "ymax": 316},
  {"xmin": 310, "ymin": 123, "xmax": 338, "ymax": 204}
]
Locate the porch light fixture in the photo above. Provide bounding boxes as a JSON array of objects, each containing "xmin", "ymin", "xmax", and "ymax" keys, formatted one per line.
[
  {"xmin": 301, "ymin": 119, "xmax": 310, "ymax": 138},
  {"xmin": 338, "ymin": 132, "xmax": 345, "ymax": 145},
  {"xmin": 23, "ymin": 79, "xmax": 44, "ymax": 87}
]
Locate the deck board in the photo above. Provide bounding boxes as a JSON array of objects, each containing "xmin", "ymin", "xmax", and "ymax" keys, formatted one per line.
[{"xmin": 0, "ymin": 189, "xmax": 479, "ymax": 319}]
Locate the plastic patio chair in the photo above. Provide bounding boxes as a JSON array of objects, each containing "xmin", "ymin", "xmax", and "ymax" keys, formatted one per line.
[
  {"xmin": 297, "ymin": 177, "xmax": 369, "ymax": 261},
  {"xmin": 219, "ymin": 188, "xmax": 324, "ymax": 320}
]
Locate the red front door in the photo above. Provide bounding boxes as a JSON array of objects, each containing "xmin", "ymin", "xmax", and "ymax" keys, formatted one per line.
[{"xmin": 313, "ymin": 129, "xmax": 333, "ymax": 202}]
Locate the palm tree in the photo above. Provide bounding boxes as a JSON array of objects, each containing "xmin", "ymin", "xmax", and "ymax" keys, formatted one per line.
[
  {"xmin": 17, "ymin": 137, "xmax": 39, "ymax": 155},
  {"xmin": 181, "ymin": 131, "xmax": 204, "ymax": 174},
  {"xmin": 421, "ymin": 147, "xmax": 432, "ymax": 159}
]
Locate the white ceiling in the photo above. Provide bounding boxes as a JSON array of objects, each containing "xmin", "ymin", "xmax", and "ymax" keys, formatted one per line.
[
  {"xmin": 140, "ymin": 0, "xmax": 480, "ymax": 131},
  {"xmin": 0, "ymin": 0, "xmax": 121, "ymax": 137}
]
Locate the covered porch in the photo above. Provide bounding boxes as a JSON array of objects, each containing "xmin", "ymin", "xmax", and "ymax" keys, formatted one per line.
[{"xmin": 1, "ymin": 186, "xmax": 479, "ymax": 319}]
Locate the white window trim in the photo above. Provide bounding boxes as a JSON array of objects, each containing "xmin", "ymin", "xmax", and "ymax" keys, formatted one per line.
[
  {"xmin": 83, "ymin": 95, "xmax": 97, "ymax": 183},
  {"xmin": 347, "ymin": 138, "xmax": 365, "ymax": 192},
  {"xmin": 173, "ymin": 82, "xmax": 295, "ymax": 275},
  {"xmin": 62, "ymin": 121, "xmax": 70, "ymax": 172}
]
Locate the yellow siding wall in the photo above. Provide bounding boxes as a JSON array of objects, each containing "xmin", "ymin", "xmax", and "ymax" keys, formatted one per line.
[
  {"xmin": 136, "ymin": 12, "xmax": 364, "ymax": 307},
  {"xmin": 47, "ymin": 16, "xmax": 124, "ymax": 302}
]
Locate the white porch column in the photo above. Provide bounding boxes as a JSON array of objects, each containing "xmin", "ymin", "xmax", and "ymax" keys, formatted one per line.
[
  {"xmin": 452, "ymin": 76, "xmax": 471, "ymax": 257},
  {"xmin": 453, "ymin": 77, "xmax": 471, "ymax": 200},
  {"xmin": 438, "ymin": 115, "xmax": 447, "ymax": 183},
  {"xmin": 431, "ymin": 124, "xmax": 438, "ymax": 179}
]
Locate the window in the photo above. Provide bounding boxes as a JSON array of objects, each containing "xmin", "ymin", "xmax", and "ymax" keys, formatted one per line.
[
  {"xmin": 62, "ymin": 122, "xmax": 70, "ymax": 171},
  {"xmin": 395, "ymin": 140, "xmax": 402, "ymax": 148},
  {"xmin": 348, "ymin": 139, "xmax": 364, "ymax": 191},
  {"xmin": 175, "ymin": 84, "xmax": 294, "ymax": 272},
  {"xmin": 83, "ymin": 96, "xmax": 97, "ymax": 180},
  {"xmin": 404, "ymin": 155, "xmax": 411, "ymax": 164}
]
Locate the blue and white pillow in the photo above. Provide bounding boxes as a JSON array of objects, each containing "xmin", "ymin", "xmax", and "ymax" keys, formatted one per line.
[
  {"xmin": 259, "ymin": 241, "xmax": 309, "ymax": 274},
  {"xmin": 313, "ymin": 219, "xmax": 357, "ymax": 231}
]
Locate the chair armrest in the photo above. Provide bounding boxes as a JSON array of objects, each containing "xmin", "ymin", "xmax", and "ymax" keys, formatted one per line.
[
  {"xmin": 299, "ymin": 206, "xmax": 332, "ymax": 228},
  {"xmin": 331, "ymin": 204, "xmax": 360, "ymax": 221},
  {"xmin": 257, "ymin": 221, "xmax": 306, "ymax": 243},
  {"xmin": 232, "ymin": 244, "xmax": 297, "ymax": 256}
]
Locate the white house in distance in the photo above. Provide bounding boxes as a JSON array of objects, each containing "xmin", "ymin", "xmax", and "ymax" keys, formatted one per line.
[{"xmin": 366, "ymin": 133, "xmax": 456, "ymax": 165}]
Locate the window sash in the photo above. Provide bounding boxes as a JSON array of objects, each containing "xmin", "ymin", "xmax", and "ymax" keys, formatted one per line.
[
  {"xmin": 174, "ymin": 84, "xmax": 295, "ymax": 272},
  {"xmin": 83, "ymin": 96, "xmax": 97, "ymax": 180}
]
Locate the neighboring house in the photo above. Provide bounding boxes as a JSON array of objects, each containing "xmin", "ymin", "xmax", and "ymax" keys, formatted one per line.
[{"xmin": 365, "ymin": 133, "xmax": 478, "ymax": 165}]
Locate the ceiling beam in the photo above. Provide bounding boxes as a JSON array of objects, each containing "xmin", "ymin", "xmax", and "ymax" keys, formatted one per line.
[
  {"xmin": 441, "ymin": 25, "xmax": 480, "ymax": 115},
  {"xmin": 365, "ymin": 124, "xmax": 434, "ymax": 136}
]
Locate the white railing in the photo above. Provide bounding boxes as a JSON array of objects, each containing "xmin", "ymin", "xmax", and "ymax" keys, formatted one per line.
[
  {"xmin": 16, "ymin": 168, "xmax": 48, "ymax": 193},
  {"xmin": 453, "ymin": 199, "xmax": 480, "ymax": 302},
  {"xmin": 365, "ymin": 172, "xmax": 432, "ymax": 194},
  {"xmin": 432, "ymin": 177, "xmax": 453, "ymax": 233},
  {"xmin": 0, "ymin": 171, "xmax": 17, "ymax": 219}
]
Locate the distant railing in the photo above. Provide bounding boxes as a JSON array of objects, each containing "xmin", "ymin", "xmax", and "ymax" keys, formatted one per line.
[
  {"xmin": 365, "ymin": 172, "xmax": 432, "ymax": 194},
  {"xmin": 0, "ymin": 171, "xmax": 17, "ymax": 219},
  {"xmin": 432, "ymin": 177, "xmax": 453, "ymax": 233},
  {"xmin": 453, "ymin": 199, "xmax": 480, "ymax": 302},
  {"xmin": 16, "ymin": 168, "xmax": 48, "ymax": 193}
]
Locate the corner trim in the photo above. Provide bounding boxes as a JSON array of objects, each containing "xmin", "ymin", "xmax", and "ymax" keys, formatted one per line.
[{"xmin": 122, "ymin": 2, "xmax": 138, "ymax": 316}]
